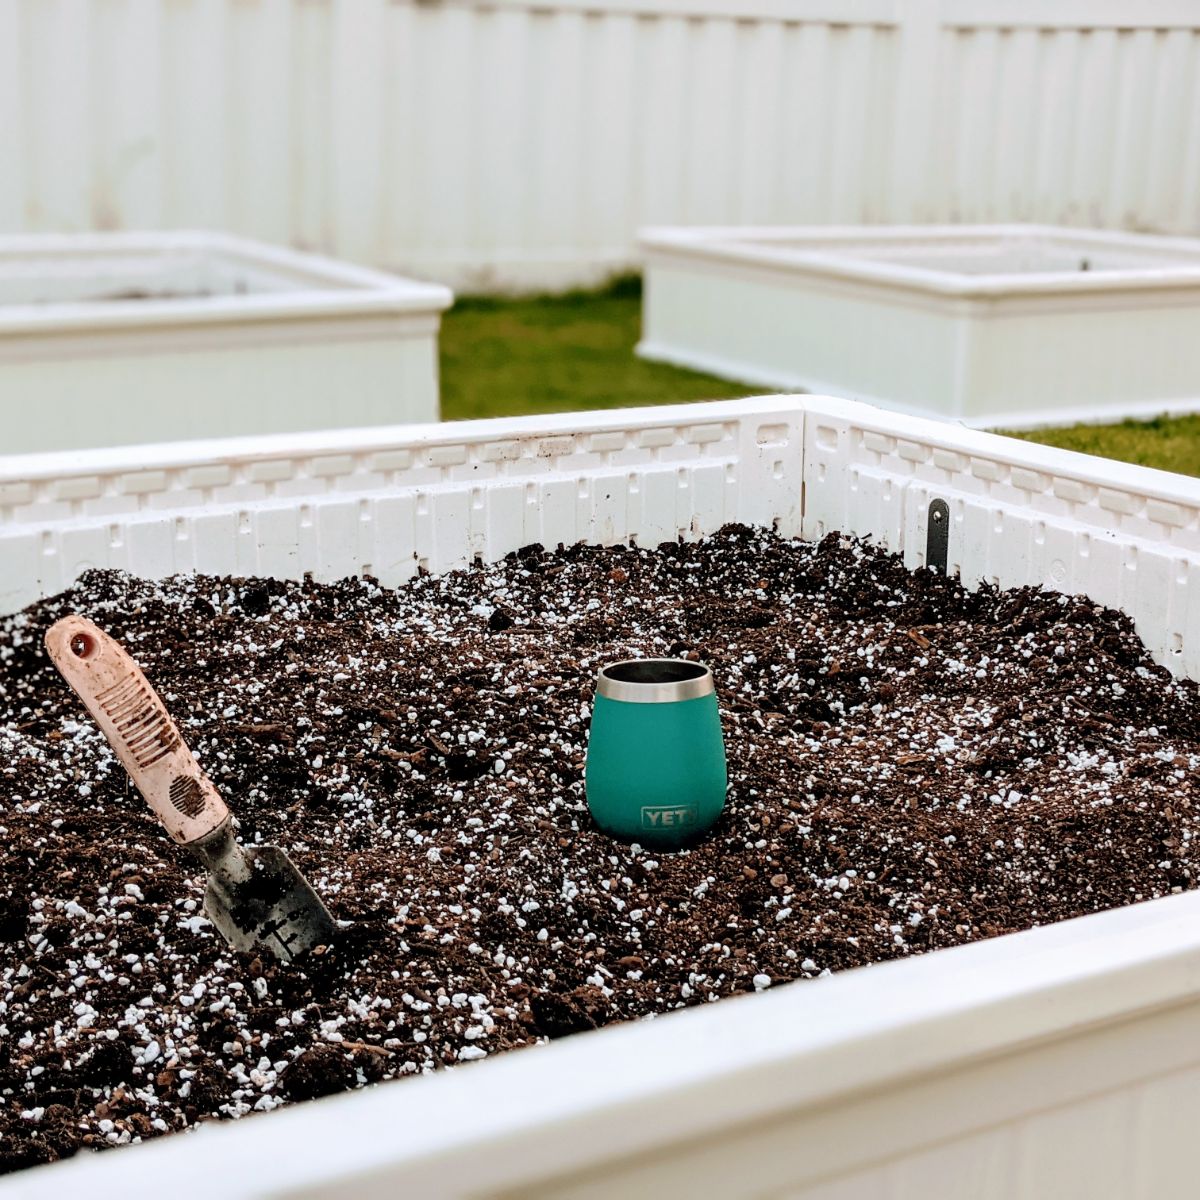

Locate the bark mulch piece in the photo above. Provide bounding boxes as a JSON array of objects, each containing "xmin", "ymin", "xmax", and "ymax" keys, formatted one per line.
[{"xmin": 2, "ymin": 525, "xmax": 1198, "ymax": 1172}]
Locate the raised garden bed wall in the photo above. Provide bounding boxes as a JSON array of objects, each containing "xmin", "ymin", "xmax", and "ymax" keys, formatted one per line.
[
  {"xmin": 5, "ymin": 397, "xmax": 1200, "ymax": 1197},
  {"xmin": 0, "ymin": 233, "xmax": 452, "ymax": 453},
  {"xmin": 4, "ymin": 397, "xmax": 1195, "ymax": 678},
  {"xmin": 639, "ymin": 225, "xmax": 1200, "ymax": 428}
]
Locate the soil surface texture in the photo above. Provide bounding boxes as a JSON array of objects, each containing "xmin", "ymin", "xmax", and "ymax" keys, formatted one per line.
[{"xmin": 2, "ymin": 526, "xmax": 1198, "ymax": 1173}]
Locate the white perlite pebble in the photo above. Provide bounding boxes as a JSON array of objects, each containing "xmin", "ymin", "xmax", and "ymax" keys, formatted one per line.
[
  {"xmin": 138, "ymin": 1040, "xmax": 162, "ymax": 1065},
  {"xmin": 752, "ymin": 974, "xmax": 772, "ymax": 990}
]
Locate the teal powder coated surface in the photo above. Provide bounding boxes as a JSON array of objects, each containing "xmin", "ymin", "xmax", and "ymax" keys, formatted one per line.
[{"xmin": 585, "ymin": 691, "xmax": 727, "ymax": 847}]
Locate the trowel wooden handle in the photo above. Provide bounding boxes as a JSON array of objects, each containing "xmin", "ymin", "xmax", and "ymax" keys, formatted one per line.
[{"xmin": 45, "ymin": 616, "xmax": 229, "ymax": 847}]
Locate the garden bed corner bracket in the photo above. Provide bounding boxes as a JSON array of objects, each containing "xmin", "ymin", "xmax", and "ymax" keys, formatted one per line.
[{"xmin": 927, "ymin": 498, "xmax": 950, "ymax": 576}]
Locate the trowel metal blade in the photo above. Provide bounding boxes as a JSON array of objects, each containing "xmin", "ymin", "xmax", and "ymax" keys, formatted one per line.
[{"xmin": 203, "ymin": 844, "xmax": 336, "ymax": 962}]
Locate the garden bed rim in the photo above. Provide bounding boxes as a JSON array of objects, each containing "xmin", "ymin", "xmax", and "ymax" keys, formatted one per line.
[
  {"xmin": 0, "ymin": 301, "xmax": 449, "ymax": 346},
  {"xmin": 1, "ymin": 393, "xmax": 1194, "ymax": 500},
  {"xmin": 0, "ymin": 397, "xmax": 803, "ymax": 486},
  {"xmin": 0, "ymin": 230, "xmax": 454, "ymax": 338},
  {"xmin": 639, "ymin": 223, "xmax": 1200, "ymax": 300},
  {"xmin": 634, "ymin": 347, "xmax": 1200, "ymax": 433}
]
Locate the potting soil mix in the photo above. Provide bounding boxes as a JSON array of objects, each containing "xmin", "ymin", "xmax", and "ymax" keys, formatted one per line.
[{"xmin": 2, "ymin": 526, "xmax": 1198, "ymax": 1171}]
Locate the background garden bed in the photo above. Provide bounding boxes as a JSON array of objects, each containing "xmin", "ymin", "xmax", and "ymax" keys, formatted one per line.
[
  {"xmin": 639, "ymin": 225, "xmax": 1200, "ymax": 428},
  {"xmin": 0, "ymin": 232, "xmax": 451, "ymax": 454}
]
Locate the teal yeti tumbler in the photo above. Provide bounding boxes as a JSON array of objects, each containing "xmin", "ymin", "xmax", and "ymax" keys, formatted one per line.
[{"xmin": 585, "ymin": 659, "xmax": 727, "ymax": 848}]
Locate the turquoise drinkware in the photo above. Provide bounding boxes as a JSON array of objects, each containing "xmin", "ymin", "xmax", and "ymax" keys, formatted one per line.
[{"xmin": 585, "ymin": 659, "xmax": 727, "ymax": 848}]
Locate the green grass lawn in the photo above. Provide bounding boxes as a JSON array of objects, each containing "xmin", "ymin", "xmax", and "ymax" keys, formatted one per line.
[
  {"xmin": 1005, "ymin": 414, "xmax": 1200, "ymax": 478},
  {"xmin": 439, "ymin": 276, "xmax": 756, "ymax": 421},
  {"xmin": 440, "ymin": 278, "xmax": 1200, "ymax": 478}
]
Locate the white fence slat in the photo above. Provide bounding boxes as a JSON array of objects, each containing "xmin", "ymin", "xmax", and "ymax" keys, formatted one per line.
[
  {"xmin": 418, "ymin": 2, "xmax": 476, "ymax": 262},
  {"xmin": 887, "ymin": 0, "xmax": 939, "ymax": 223},
  {"xmin": 529, "ymin": 7, "xmax": 587, "ymax": 254},
  {"xmin": 681, "ymin": 15, "xmax": 736, "ymax": 224},
  {"xmin": 90, "ymin": 0, "xmax": 162, "ymax": 231},
  {"xmin": 291, "ymin": 0, "xmax": 333, "ymax": 251},
  {"xmin": 1181, "ymin": 42, "xmax": 1200, "ymax": 232},
  {"xmin": 472, "ymin": 6, "xmax": 532, "ymax": 272},
  {"xmin": 1068, "ymin": 27, "xmax": 1118, "ymax": 227},
  {"xmin": 735, "ymin": 20, "xmax": 784, "ymax": 225},
  {"xmin": 580, "ymin": 11, "xmax": 638, "ymax": 258},
  {"xmin": 330, "ymin": 0, "xmax": 388, "ymax": 264},
  {"xmin": 1145, "ymin": 28, "xmax": 1194, "ymax": 232},
  {"xmin": 162, "ymin": 0, "xmax": 228, "ymax": 230},
  {"xmin": 228, "ymin": 0, "xmax": 293, "ymax": 244},
  {"xmin": 1032, "ymin": 29, "xmax": 1079, "ymax": 225},
  {"xmin": 988, "ymin": 27, "xmax": 1039, "ymax": 224},
  {"xmin": 637, "ymin": 14, "xmax": 689, "ymax": 228},
  {"xmin": 27, "ymin": 0, "xmax": 91, "ymax": 230},
  {"xmin": 1107, "ymin": 29, "xmax": 1157, "ymax": 229},
  {"xmin": 790, "ymin": 21, "xmax": 833, "ymax": 222},
  {"xmin": 0, "ymin": 0, "xmax": 24, "ymax": 232}
]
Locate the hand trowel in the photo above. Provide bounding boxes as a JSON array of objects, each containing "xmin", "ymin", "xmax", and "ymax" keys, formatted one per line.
[{"xmin": 45, "ymin": 615, "xmax": 337, "ymax": 962}]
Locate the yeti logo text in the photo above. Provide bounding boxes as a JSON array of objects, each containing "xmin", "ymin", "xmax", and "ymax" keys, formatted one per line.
[{"xmin": 641, "ymin": 804, "xmax": 698, "ymax": 829}]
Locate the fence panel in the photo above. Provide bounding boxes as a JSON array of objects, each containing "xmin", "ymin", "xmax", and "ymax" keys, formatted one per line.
[{"xmin": 1, "ymin": 0, "xmax": 1198, "ymax": 290}]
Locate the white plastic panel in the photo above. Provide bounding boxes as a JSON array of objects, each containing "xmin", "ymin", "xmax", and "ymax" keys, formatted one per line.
[
  {"xmin": 802, "ymin": 396, "xmax": 1200, "ymax": 677},
  {"xmin": 0, "ymin": 232, "xmax": 452, "ymax": 453},
  {"xmin": 639, "ymin": 225, "xmax": 1200, "ymax": 428},
  {"xmin": 0, "ymin": 398, "xmax": 805, "ymax": 615}
]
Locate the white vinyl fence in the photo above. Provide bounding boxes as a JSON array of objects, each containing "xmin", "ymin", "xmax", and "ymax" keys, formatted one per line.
[{"xmin": 2, "ymin": 0, "xmax": 1199, "ymax": 291}]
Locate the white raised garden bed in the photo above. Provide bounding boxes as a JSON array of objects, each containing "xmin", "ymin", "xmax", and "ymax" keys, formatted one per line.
[
  {"xmin": 0, "ymin": 233, "xmax": 452, "ymax": 454},
  {"xmin": 639, "ymin": 225, "xmax": 1200, "ymax": 429},
  {"xmin": 5, "ymin": 396, "xmax": 1200, "ymax": 1198}
]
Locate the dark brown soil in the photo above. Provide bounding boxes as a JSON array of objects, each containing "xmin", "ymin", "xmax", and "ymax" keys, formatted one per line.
[{"xmin": 2, "ymin": 526, "xmax": 1198, "ymax": 1173}]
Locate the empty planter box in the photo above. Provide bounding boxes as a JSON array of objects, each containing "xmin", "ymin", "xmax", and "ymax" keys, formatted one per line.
[
  {"xmin": 639, "ymin": 225, "xmax": 1200, "ymax": 428},
  {"xmin": 0, "ymin": 232, "xmax": 452, "ymax": 453}
]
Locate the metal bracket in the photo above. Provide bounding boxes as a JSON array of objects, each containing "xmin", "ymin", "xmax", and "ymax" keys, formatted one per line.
[{"xmin": 926, "ymin": 498, "xmax": 949, "ymax": 576}]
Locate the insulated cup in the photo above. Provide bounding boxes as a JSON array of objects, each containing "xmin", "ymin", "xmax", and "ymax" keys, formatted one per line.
[{"xmin": 585, "ymin": 659, "xmax": 726, "ymax": 847}]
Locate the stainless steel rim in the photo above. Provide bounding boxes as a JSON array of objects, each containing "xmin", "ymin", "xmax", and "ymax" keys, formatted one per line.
[{"xmin": 596, "ymin": 658, "xmax": 715, "ymax": 704}]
